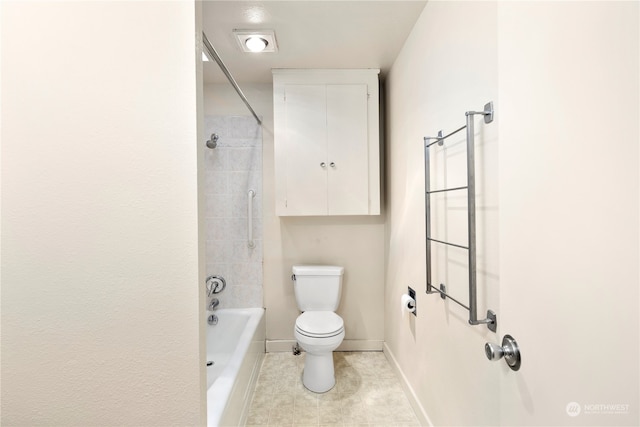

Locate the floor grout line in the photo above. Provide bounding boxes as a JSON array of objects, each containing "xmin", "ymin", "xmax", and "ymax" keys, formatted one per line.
[{"xmin": 245, "ymin": 351, "xmax": 420, "ymax": 426}]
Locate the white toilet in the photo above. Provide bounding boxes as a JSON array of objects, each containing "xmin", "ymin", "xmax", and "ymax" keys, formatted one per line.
[{"xmin": 292, "ymin": 265, "xmax": 345, "ymax": 393}]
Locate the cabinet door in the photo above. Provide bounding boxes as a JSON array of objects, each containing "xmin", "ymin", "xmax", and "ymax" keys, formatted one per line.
[
  {"xmin": 327, "ymin": 85, "xmax": 369, "ymax": 215},
  {"xmin": 283, "ymin": 85, "xmax": 328, "ymax": 215}
]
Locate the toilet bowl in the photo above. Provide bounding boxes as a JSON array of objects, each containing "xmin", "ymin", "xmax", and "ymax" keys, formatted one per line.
[{"xmin": 294, "ymin": 311, "xmax": 345, "ymax": 393}]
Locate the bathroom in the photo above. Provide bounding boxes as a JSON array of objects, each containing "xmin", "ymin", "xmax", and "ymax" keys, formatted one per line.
[{"xmin": 1, "ymin": 1, "xmax": 638, "ymax": 426}]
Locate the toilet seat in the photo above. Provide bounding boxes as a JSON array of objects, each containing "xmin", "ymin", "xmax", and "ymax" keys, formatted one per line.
[{"xmin": 295, "ymin": 311, "xmax": 344, "ymax": 338}]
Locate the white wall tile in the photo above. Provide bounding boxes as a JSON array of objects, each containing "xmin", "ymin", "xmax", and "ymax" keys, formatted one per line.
[
  {"xmin": 204, "ymin": 116, "xmax": 263, "ymax": 308},
  {"xmin": 204, "ymin": 171, "xmax": 229, "ymax": 195}
]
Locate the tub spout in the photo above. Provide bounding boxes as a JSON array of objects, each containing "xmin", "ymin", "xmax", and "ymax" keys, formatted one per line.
[
  {"xmin": 208, "ymin": 298, "xmax": 220, "ymax": 311},
  {"xmin": 207, "ymin": 314, "xmax": 218, "ymax": 326}
]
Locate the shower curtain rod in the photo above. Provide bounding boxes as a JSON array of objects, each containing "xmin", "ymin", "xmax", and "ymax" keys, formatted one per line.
[{"xmin": 202, "ymin": 32, "xmax": 262, "ymax": 126}]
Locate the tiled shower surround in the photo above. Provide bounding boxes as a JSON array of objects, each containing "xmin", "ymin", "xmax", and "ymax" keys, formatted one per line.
[{"xmin": 204, "ymin": 115, "xmax": 263, "ymax": 309}]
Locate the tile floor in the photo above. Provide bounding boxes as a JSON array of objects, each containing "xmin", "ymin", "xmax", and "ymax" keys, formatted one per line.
[{"xmin": 245, "ymin": 351, "xmax": 420, "ymax": 426}]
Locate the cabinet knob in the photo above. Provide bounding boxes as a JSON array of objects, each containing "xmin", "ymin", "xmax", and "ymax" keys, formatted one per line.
[
  {"xmin": 330, "ymin": 162, "xmax": 336, "ymax": 168},
  {"xmin": 320, "ymin": 162, "xmax": 326, "ymax": 168}
]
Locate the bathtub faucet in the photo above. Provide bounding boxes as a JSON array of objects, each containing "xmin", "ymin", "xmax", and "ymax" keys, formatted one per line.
[
  {"xmin": 208, "ymin": 298, "xmax": 220, "ymax": 311},
  {"xmin": 206, "ymin": 275, "xmax": 226, "ymax": 296}
]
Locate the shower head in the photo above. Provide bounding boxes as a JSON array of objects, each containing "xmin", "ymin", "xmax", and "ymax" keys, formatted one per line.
[{"xmin": 206, "ymin": 133, "xmax": 219, "ymax": 149}]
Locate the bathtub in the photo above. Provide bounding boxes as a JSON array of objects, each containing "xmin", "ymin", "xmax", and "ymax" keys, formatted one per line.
[{"xmin": 206, "ymin": 308, "xmax": 265, "ymax": 427}]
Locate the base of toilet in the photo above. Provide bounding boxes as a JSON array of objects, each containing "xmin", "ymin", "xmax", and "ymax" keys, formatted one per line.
[{"xmin": 302, "ymin": 352, "xmax": 335, "ymax": 393}]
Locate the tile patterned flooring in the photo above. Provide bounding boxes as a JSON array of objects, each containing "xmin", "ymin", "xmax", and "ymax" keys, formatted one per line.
[{"xmin": 245, "ymin": 351, "xmax": 420, "ymax": 426}]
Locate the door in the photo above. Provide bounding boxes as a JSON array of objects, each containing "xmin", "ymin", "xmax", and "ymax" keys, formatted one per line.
[
  {"xmin": 327, "ymin": 84, "xmax": 369, "ymax": 215},
  {"xmin": 283, "ymin": 83, "xmax": 370, "ymax": 216},
  {"xmin": 283, "ymin": 84, "xmax": 327, "ymax": 215},
  {"xmin": 498, "ymin": 3, "xmax": 639, "ymax": 426}
]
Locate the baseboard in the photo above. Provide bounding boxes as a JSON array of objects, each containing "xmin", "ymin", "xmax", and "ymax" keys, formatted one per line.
[
  {"xmin": 266, "ymin": 339, "xmax": 383, "ymax": 353},
  {"xmin": 265, "ymin": 340, "xmax": 294, "ymax": 353},
  {"xmin": 338, "ymin": 339, "xmax": 383, "ymax": 351},
  {"xmin": 383, "ymin": 342, "xmax": 433, "ymax": 427}
]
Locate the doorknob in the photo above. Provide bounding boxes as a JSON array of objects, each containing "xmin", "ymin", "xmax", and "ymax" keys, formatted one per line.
[
  {"xmin": 485, "ymin": 334, "xmax": 521, "ymax": 371},
  {"xmin": 320, "ymin": 162, "xmax": 326, "ymax": 168}
]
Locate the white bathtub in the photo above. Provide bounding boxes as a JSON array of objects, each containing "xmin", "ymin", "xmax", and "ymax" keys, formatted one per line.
[{"xmin": 206, "ymin": 308, "xmax": 265, "ymax": 427}]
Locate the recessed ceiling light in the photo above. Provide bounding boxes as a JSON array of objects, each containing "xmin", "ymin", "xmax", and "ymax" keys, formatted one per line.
[
  {"xmin": 245, "ymin": 36, "xmax": 268, "ymax": 52},
  {"xmin": 233, "ymin": 29, "xmax": 278, "ymax": 53}
]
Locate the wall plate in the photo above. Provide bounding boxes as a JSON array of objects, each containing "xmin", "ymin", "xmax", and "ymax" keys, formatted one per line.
[
  {"xmin": 408, "ymin": 286, "xmax": 416, "ymax": 316},
  {"xmin": 487, "ymin": 310, "xmax": 497, "ymax": 333},
  {"xmin": 484, "ymin": 101, "xmax": 494, "ymax": 124}
]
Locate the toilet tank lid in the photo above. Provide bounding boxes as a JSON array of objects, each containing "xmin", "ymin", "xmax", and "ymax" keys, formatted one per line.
[{"xmin": 292, "ymin": 265, "xmax": 344, "ymax": 276}]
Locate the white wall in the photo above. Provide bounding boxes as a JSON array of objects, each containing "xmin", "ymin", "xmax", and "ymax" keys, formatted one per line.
[
  {"xmin": 266, "ymin": 214, "xmax": 385, "ymax": 351},
  {"xmin": 1, "ymin": 1, "xmax": 206, "ymax": 425},
  {"xmin": 385, "ymin": 1, "xmax": 638, "ymax": 426},
  {"xmin": 205, "ymin": 82, "xmax": 386, "ymax": 351},
  {"xmin": 385, "ymin": 2, "xmax": 500, "ymax": 425}
]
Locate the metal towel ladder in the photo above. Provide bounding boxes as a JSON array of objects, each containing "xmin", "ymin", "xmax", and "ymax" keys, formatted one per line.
[{"xmin": 423, "ymin": 102, "xmax": 497, "ymax": 333}]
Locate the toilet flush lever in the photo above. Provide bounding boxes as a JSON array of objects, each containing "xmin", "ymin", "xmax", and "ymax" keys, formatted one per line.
[{"xmin": 485, "ymin": 334, "xmax": 521, "ymax": 371}]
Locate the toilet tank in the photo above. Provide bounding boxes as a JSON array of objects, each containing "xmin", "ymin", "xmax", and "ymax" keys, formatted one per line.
[{"xmin": 292, "ymin": 265, "xmax": 344, "ymax": 311}]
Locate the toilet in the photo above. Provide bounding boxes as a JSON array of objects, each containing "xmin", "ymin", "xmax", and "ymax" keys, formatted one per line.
[{"xmin": 292, "ymin": 265, "xmax": 345, "ymax": 393}]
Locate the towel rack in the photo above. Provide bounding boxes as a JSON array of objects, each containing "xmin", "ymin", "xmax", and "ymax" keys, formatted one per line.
[{"xmin": 423, "ymin": 102, "xmax": 497, "ymax": 333}]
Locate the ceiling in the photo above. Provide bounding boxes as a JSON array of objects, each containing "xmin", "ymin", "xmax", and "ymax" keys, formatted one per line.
[{"xmin": 202, "ymin": 1, "xmax": 427, "ymax": 84}]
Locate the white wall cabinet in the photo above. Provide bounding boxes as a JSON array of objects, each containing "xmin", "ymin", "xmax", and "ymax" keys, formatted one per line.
[{"xmin": 273, "ymin": 69, "xmax": 380, "ymax": 216}]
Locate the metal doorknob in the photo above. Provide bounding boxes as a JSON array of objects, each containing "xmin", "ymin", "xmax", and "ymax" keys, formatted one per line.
[
  {"xmin": 484, "ymin": 342, "xmax": 505, "ymax": 361},
  {"xmin": 485, "ymin": 334, "xmax": 521, "ymax": 371},
  {"xmin": 320, "ymin": 162, "xmax": 326, "ymax": 168},
  {"xmin": 330, "ymin": 162, "xmax": 336, "ymax": 168}
]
